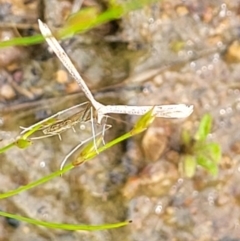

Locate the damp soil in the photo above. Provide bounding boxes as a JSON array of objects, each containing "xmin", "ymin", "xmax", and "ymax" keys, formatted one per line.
[{"xmin": 1, "ymin": 1, "xmax": 240, "ymax": 241}]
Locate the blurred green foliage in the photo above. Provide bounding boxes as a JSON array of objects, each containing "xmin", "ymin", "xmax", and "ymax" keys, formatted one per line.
[
  {"xmin": 0, "ymin": 0, "xmax": 159, "ymax": 48},
  {"xmin": 180, "ymin": 114, "xmax": 221, "ymax": 177},
  {"xmin": 0, "ymin": 109, "xmax": 155, "ymax": 230}
]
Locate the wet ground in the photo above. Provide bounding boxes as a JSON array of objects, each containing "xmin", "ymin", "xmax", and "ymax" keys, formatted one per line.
[{"xmin": 1, "ymin": 0, "xmax": 240, "ymax": 240}]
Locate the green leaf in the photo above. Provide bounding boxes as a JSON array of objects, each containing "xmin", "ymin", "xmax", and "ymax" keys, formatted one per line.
[
  {"xmin": 181, "ymin": 129, "xmax": 191, "ymax": 146},
  {"xmin": 0, "ymin": 163, "xmax": 73, "ymax": 199},
  {"xmin": 0, "ymin": 109, "xmax": 156, "ymax": 196},
  {"xmin": 0, "ymin": 142, "xmax": 15, "ymax": 153},
  {"xmin": 182, "ymin": 155, "xmax": 197, "ymax": 178},
  {"xmin": 196, "ymin": 155, "xmax": 218, "ymax": 176},
  {"xmin": 197, "ymin": 143, "xmax": 221, "ymax": 164},
  {"xmin": 0, "ymin": 35, "xmax": 44, "ymax": 48},
  {"xmin": 0, "ymin": 210, "xmax": 130, "ymax": 231},
  {"xmin": 73, "ymin": 110, "xmax": 155, "ymax": 165},
  {"xmin": 194, "ymin": 114, "xmax": 212, "ymax": 141},
  {"xmin": 0, "ymin": 0, "xmax": 160, "ymax": 48},
  {"xmin": 0, "ymin": 117, "xmax": 56, "ymax": 153}
]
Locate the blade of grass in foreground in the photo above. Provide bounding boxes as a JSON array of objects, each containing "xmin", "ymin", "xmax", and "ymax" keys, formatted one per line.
[
  {"xmin": 0, "ymin": 142, "xmax": 15, "ymax": 154},
  {"xmin": 0, "ymin": 0, "xmax": 159, "ymax": 48},
  {"xmin": 0, "ymin": 110, "xmax": 154, "ymax": 230},
  {"xmin": 0, "ymin": 35, "xmax": 44, "ymax": 48},
  {"xmin": 73, "ymin": 108, "xmax": 156, "ymax": 165},
  {"xmin": 0, "ymin": 109, "xmax": 155, "ymax": 199},
  {"xmin": 0, "ymin": 164, "xmax": 73, "ymax": 199},
  {"xmin": 0, "ymin": 210, "xmax": 130, "ymax": 230},
  {"xmin": 0, "ymin": 122, "xmax": 45, "ymax": 154}
]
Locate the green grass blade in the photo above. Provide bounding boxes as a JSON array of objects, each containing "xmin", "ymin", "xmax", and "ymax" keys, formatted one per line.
[
  {"xmin": 0, "ymin": 110, "xmax": 155, "ymax": 197},
  {"xmin": 0, "ymin": 103, "xmax": 155, "ymax": 231},
  {"xmin": 0, "ymin": 122, "xmax": 46, "ymax": 154},
  {"xmin": 0, "ymin": 131, "xmax": 135, "ymax": 197},
  {"xmin": 21, "ymin": 123, "xmax": 43, "ymax": 139},
  {"xmin": 0, "ymin": 35, "xmax": 44, "ymax": 48},
  {"xmin": 196, "ymin": 155, "xmax": 218, "ymax": 176},
  {"xmin": 0, "ymin": 210, "xmax": 130, "ymax": 230},
  {"xmin": 0, "ymin": 164, "xmax": 73, "ymax": 199},
  {"xmin": 181, "ymin": 129, "xmax": 191, "ymax": 146},
  {"xmin": 196, "ymin": 143, "xmax": 222, "ymax": 164},
  {"xmin": 194, "ymin": 114, "xmax": 212, "ymax": 142},
  {"xmin": 0, "ymin": 0, "xmax": 160, "ymax": 48},
  {"xmin": 182, "ymin": 155, "xmax": 197, "ymax": 178},
  {"xmin": 0, "ymin": 142, "xmax": 15, "ymax": 153},
  {"xmin": 60, "ymin": 0, "xmax": 160, "ymax": 39},
  {"xmin": 73, "ymin": 131, "xmax": 132, "ymax": 165},
  {"xmin": 73, "ymin": 108, "xmax": 155, "ymax": 165}
]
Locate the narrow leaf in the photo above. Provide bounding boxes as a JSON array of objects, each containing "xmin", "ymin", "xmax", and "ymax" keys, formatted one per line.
[
  {"xmin": 0, "ymin": 211, "xmax": 130, "ymax": 231},
  {"xmin": 196, "ymin": 155, "xmax": 218, "ymax": 176},
  {"xmin": 197, "ymin": 143, "xmax": 221, "ymax": 164},
  {"xmin": 183, "ymin": 155, "xmax": 197, "ymax": 178},
  {"xmin": 73, "ymin": 110, "xmax": 155, "ymax": 165},
  {"xmin": 194, "ymin": 114, "xmax": 212, "ymax": 141},
  {"xmin": 181, "ymin": 129, "xmax": 191, "ymax": 146},
  {"xmin": 0, "ymin": 142, "xmax": 15, "ymax": 153},
  {"xmin": 0, "ymin": 0, "xmax": 160, "ymax": 48}
]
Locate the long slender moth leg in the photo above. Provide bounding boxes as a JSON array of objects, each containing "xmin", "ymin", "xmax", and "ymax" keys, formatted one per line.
[
  {"xmin": 90, "ymin": 107, "xmax": 99, "ymax": 154},
  {"xmin": 101, "ymin": 115, "xmax": 109, "ymax": 146}
]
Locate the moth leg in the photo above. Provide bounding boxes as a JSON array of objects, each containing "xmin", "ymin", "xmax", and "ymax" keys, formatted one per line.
[
  {"xmin": 90, "ymin": 107, "xmax": 99, "ymax": 154},
  {"xmin": 101, "ymin": 115, "xmax": 109, "ymax": 146}
]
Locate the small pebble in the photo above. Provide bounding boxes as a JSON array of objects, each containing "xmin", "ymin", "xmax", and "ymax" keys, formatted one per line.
[
  {"xmin": 12, "ymin": 70, "xmax": 23, "ymax": 84},
  {"xmin": 66, "ymin": 82, "xmax": 80, "ymax": 94},
  {"xmin": 55, "ymin": 69, "xmax": 68, "ymax": 84},
  {"xmin": 225, "ymin": 40, "xmax": 240, "ymax": 62},
  {"xmin": 0, "ymin": 84, "xmax": 16, "ymax": 100},
  {"xmin": 175, "ymin": 5, "xmax": 189, "ymax": 16}
]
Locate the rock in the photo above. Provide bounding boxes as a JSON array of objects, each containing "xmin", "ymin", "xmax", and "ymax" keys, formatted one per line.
[{"xmin": 0, "ymin": 83, "xmax": 16, "ymax": 100}]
